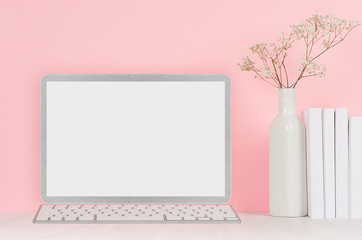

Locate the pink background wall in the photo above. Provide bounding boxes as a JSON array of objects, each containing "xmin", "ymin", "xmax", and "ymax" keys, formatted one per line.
[{"xmin": 0, "ymin": 0, "xmax": 361, "ymax": 212}]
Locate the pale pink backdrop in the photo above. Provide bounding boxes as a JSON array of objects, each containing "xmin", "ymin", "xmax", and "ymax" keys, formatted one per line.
[{"xmin": 0, "ymin": 0, "xmax": 361, "ymax": 212}]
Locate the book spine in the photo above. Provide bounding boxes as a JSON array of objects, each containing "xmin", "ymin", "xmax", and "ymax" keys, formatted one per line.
[
  {"xmin": 322, "ymin": 109, "xmax": 335, "ymax": 218},
  {"xmin": 335, "ymin": 108, "xmax": 349, "ymax": 218},
  {"xmin": 349, "ymin": 117, "xmax": 362, "ymax": 219},
  {"xmin": 304, "ymin": 108, "xmax": 324, "ymax": 218}
]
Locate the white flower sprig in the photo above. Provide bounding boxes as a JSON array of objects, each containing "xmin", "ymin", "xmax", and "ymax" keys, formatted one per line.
[{"xmin": 238, "ymin": 14, "xmax": 360, "ymax": 88}]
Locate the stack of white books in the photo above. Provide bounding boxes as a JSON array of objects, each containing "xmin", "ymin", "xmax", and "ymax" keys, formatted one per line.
[{"xmin": 304, "ymin": 108, "xmax": 362, "ymax": 219}]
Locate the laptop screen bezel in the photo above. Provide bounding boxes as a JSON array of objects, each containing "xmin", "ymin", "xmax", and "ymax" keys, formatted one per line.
[{"xmin": 40, "ymin": 74, "xmax": 232, "ymax": 204}]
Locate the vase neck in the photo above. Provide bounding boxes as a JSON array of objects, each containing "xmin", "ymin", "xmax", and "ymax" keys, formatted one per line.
[{"xmin": 279, "ymin": 88, "xmax": 296, "ymax": 115}]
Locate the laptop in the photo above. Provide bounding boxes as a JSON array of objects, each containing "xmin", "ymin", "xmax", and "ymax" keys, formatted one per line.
[{"xmin": 33, "ymin": 74, "xmax": 239, "ymax": 223}]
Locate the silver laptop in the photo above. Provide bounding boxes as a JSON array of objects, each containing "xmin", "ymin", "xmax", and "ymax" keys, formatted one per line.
[{"xmin": 33, "ymin": 74, "xmax": 239, "ymax": 223}]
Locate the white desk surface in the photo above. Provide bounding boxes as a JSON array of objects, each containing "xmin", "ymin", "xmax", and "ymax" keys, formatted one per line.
[{"xmin": 1, "ymin": 212, "xmax": 361, "ymax": 240}]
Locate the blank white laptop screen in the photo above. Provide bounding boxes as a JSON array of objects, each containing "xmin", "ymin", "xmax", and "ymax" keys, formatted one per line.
[{"xmin": 46, "ymin": 81, "xmax": 225, "ymax": 197}]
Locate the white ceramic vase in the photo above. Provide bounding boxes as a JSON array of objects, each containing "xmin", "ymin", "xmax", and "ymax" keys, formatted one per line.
[{"xmin": 269, "ymin": 88, "xmax": 307, "ymax": 217}]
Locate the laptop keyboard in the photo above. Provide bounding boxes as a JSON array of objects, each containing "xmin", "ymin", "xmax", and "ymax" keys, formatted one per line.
[{"xmin": 33, "ymin": 204, "xmax": 240, "ymax": 223}]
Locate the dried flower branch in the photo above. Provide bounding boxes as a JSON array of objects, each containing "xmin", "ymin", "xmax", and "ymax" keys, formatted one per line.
[{"xmin": 238, "ymin": 14, "xmax": 360, "ymax": 88}]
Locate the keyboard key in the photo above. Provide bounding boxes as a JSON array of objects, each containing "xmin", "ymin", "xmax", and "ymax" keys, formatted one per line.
[
  {"xmin": 97, "ymin": 215, "xmax": 164, "ymax": 221},
  {"xmin": 82, "ymin": 205, "xmax": 96, "ymax": 209},
  {"xmin": 79, "ymin": 215, "xmax": 95, "ymax": 221},
  {"xmin": 183, "ymin": 217, "xmax": 196, "ymax": 221},
  {"xmin": 166, "ymin": 216, "xmax": 182, "ymax": 221},
  {"xmin": 35, "ymin": 215, "xmax": 50, "ymax": 221},
  {"xmin": 40, "ymin": 205, "xmax": 54, "ymax": 210},
  {"xmin": 54, "ymin": 205, "xmax": 67, "ymax": 210},
  {"xmin": 226, "ymin": 217, "xmax": 239, "ymax": 221},
  {"xmin": 68, "ymin": 205, "xmax": 81, "ymax": 209},
  {"xmin": 49, "ymin": 216, "xmax": 63, "ymax": 221},
  {"xmin": 198, "ymin": 217, "xmax": 211, "ymax": 221},
  {"xmin": 64, "ymin": 216, "xmax": 77, "ymax": 221},
  {"xmin": 219, "ymin": 212, "xmax": 236, "ymax": 217}
]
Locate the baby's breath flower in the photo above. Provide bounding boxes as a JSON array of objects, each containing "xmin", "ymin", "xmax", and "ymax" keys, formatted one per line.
[
  {"xmin": 238, "ymin": 13, "xmax": 360, "ymax": 88},
  {"xmin": 238, "ymin": 56, "xmax": 255, "ymax": 71}
]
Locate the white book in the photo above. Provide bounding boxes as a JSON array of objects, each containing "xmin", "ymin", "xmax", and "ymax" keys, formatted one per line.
[
  {"xmin": 304, "ymin": 108, "xmax": 324, "ymax": 218},
  {"xmin": 349, "ymin": 117, "xmax": 362, "ymax": 219},
  {"xmin": 322, "ymin": 109, "xmax": 335, "ymax": 218},
  {"xmin": 335, "ymin": 108, "xmax": 349, "ymax": 218}
]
